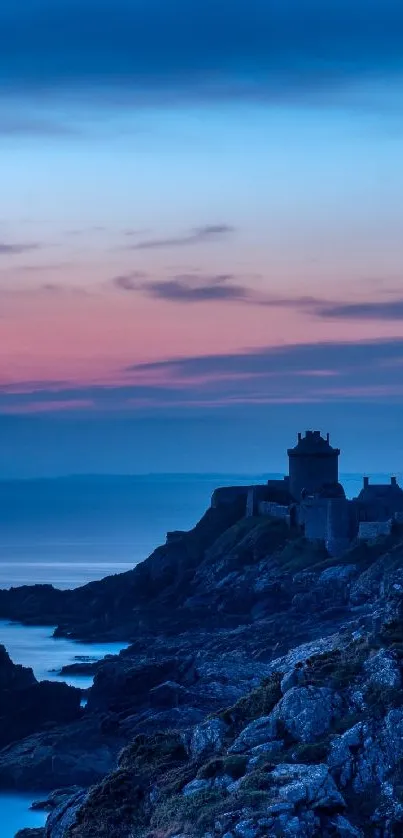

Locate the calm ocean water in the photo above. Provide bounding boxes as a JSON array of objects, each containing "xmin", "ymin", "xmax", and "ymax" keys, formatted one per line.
[
  {"xmin": 0, "ymin": 473, "xmax": 270, "ymax": 589},
  {"xmin": 0, "ymin": 472, "xmax": 392, "ymax": 835}
]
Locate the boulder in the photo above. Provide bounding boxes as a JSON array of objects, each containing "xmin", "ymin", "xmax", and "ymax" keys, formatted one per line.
[
  {"xmin": 186, "ymin": 718, "xmax": 228, "ymax": 761},
  {"xmin": 271, "ymin": 687, "xmax": 343, "ymax": 744},
  {"xmin": 229, "ymin": 716, "xmax": 276, "ymax": 754},
  {"xmin": 233, "ymin": 820, "xmax": 259, "ymax": 838},
  {"xmin": 269, "ymin": 763, "xmax": 345, "ymax": 810},
  {"xmin": 281, "ymin": 667, "xmax": 306, "ymax": 695},
  {"xmin": 182, "ymin": 778, "xmax": 211, "ymax": 796},
  {"xmin": 327, "ymin": 722, "xmax": 366, "ymax": 788},
  {"xmin": 247, "ymin": 739, "xmax": 284, "ymax": 768},
  {"xmin": 362, "ymin": 649, "xmax": 401, "ymax": 690},
  {"xmin": 328, "ymin": 710, "xmax": 403, "ymax": 794},
  {"xmin": 45, "ymin": 789, "xmax": 88, "ymax": 838},
  {"xmin": 268, "ymin": 634, "xmax": 342, "ymax": 676},
  {"xmin": 329, "ymin": 815, "xmax": 363, "ymax": 836}
]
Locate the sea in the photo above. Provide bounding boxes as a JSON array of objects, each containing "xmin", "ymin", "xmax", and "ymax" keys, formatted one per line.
[{"xmin": 0, "ymin": 472, "xmax": 393, "ymax": 834}]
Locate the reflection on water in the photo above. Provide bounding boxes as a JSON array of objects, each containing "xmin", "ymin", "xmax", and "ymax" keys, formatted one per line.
[
  {"xmin": 0, "ymin": 620, "xmax": 127, "ymax": 689},
  {"xmin": 0, "ymin": 791, "xmax": 46, "ymax": 837}
]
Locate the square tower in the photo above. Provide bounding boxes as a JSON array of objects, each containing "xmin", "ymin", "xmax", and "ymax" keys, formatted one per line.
[{"xmin": 288, "ymin": 430, "xmax": 340, "ymax": 501}]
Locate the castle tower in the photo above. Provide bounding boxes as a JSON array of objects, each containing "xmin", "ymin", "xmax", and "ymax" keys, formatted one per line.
[{"xmin": 287, "ymin": 430, "xmax": 340, "ymax": 501}]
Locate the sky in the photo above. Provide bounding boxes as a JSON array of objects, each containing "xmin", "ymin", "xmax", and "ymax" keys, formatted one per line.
[{"xmin": 1, "ymin": 0, "xmax": 403, "ymax": 476}]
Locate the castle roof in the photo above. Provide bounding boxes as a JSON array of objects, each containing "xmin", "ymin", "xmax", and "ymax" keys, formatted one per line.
[
  {"xmin": 358, "ymin": 479, "xmax": 403, "ymax": 503},
  {"xmin": 288, "ymin": 430, "xmax": 340, "ymax": 457}
]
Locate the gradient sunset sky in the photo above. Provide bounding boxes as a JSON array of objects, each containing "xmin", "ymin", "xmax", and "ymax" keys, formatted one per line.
[{"xmin": 1, "ymin": 0, "xmax": 403, "ymax": 476}]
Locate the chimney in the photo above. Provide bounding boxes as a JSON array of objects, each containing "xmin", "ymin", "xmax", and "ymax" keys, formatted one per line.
[
  {"xmin": 298, "ymin": 432, "xmax": 302, "ymax": 442},
  {"xmin": 326, "ymin": 433, "xmax": 330, "ymax": 443},
  {"xmin": 363, "ymin": 476, "xmax": 369, "ymax": 489},
  {"xmin": 391, "ymin": 476, "xmax": 397, "ymax": 487}
]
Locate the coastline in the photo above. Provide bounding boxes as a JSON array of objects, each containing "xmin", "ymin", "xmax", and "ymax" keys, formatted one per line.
[{"xmin": 2, "ymin": 485, "xmax": 403, "ymax": 836}]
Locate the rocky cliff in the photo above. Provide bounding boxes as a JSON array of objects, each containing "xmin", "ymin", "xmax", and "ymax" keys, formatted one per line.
[
  {"xmin": 0, "ymin": 644, "xmax": 82, "ymax": 752},
  {"xmin": 5, "ymin": 501, "xmax": 403, "ymax": 837}
]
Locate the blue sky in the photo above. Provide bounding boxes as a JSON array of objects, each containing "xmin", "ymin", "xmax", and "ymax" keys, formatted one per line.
[{"xmin": 1, "ymin": 1, "xmax": 403, "ymax": 475}]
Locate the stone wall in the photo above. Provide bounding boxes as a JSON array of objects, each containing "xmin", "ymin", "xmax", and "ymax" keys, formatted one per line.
[
  {"xmin": 299, "ymin": 498, "xmax": 329, "ymax": 542},
  {"xmin": 326, "ymin": 498, "xmax": 352, "ymax": 557},
  {"xmin": 358, "ymin": 521, "xmax": 392, "ymax": 541},
  {"xmin": 258, "ymin": 501, "xmax": 289, "ymax": 521},
  {"xmin": 245, "ymin": 485, "xmax": 276, "ymax": 517}
]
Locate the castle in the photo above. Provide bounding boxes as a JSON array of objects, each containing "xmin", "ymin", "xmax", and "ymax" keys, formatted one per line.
[{"xmin": 211, "ymin": 430, "xmax": 403, "ymax": 557}]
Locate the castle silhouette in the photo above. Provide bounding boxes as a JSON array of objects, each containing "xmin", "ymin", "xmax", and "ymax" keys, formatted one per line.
[{"xmin": 212, "ymin": 431, "xmax": 403, "ymax": 557}]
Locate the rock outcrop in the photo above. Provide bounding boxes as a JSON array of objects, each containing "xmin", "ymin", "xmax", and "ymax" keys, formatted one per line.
[
  {"xmin": 3, "ymin": 507, "xmax": 403, "ymax": 835},
  {"xmin": 0, "ymin": 645, "xmax": 82, "ymax": 752}
]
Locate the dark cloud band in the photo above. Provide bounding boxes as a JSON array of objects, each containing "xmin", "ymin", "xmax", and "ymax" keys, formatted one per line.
[
  {"xmin": 2, "ymin": 337, "xmax": 403, "ymax": 415},
  {"xmin": 1, "ymin": 1, "xmax": 403, "ymax": 98}
]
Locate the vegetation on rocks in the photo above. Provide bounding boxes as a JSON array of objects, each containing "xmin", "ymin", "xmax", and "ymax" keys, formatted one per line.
[
  {"xmin": 218, "ymin": 672, "xmax": 283, "ymax": 729},
  {"xmin": 4, "ymin": 506, "xmax": 403, "ymax": 836}
]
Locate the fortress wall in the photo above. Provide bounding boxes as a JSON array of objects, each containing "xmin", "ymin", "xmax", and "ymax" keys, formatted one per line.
[
  {"xmin": 246, "ymin": 487, "xmax": 255, "ymax": 517},
  {"xmin": 300, "ymin": 498, "xmax": 328, "ymax": 541},
  {"xmin": 327, "ymin": 498, "xmax": 351, "ymax": 539},
  {"xmin": 258, "ymin": 501, "xmax": 289, "ymax": 521},
  {"xmin": 358, "ymin": 521, "xmax": 392, "ymax": 541},
  {"xmin": 246, "ymin": 485, "xmax": 275, "ymax": 517},
  {"xmin": 326, "ymin": 498, "xmax": 351, "ymax": 557}
]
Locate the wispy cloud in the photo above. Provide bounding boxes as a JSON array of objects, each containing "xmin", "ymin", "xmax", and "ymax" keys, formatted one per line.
[
  {"xmin": 0, "ymin": 262, "xmax": 72, "ymax": 275},
  {"xmin": 316, "ymin": 299, "xmax": 403, "ymax": 320},
  {"xmin": 113, "ymin": 272, "xmax": 250, "ymax": 302},
  {"xmin": 113, "ymin": 270, "xmax": 403, "ymax": 321},
  {"xmin": 2, "ymin": 338, "xmax": 403, "ymax": 415},
  {"xmin": 113, "ymin": 271, "xmax": 149, "ymax": 291},
  {"xmin": 0, "ymin": 242, "xmax": 40, "ymax": 256},
  {"xmin": 112, "ymin": 270, "xmax": 321, "ymax": 306},
  {"xmin": 127, "ymin": 225, "xmax": 234, "ymax": 251}
]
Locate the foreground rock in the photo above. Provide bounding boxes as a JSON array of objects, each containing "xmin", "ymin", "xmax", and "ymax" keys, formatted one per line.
[{"xmin": 0, "ymin": 716, "xmax": 123, "ymax": 790}]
